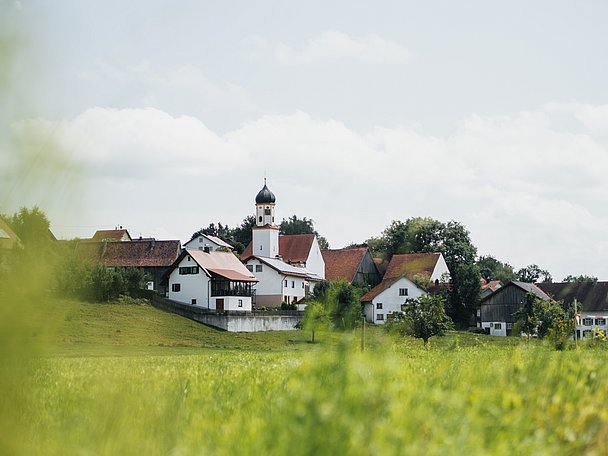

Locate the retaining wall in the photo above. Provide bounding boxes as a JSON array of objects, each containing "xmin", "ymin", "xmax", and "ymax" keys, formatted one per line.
[{"xmin": 151, "ymin": 296, "xmax": 302, "ymax": 332}]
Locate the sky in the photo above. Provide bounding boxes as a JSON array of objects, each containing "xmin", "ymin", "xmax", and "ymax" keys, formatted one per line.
[{"xmin": 2, "ymin": 0, "xmax": 608, "ymax": 281}]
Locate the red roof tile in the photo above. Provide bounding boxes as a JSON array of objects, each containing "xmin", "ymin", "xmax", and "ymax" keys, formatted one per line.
[
  {"xmin": 76, "ymin": 239, "xmax": 181, "ymax": 267},
  {"xmin": 240, "ymin": 233, "xmax": 315, "ymax": 263},
  {"xmin": 322, "ymin": 248, "xmax": 367, "ymax": 282},
  {"xmin": 91, "ymin": 229, "xmax": 132, "ymax": 242},
  {"xmin": 361, "ymin": 253, "xmax": 441, "ymax": 302}
]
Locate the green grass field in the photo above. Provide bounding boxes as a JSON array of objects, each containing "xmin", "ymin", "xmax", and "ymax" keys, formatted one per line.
[{"xmin": 4, "ymin": 298, "xmax": 608, "ymax": 455}]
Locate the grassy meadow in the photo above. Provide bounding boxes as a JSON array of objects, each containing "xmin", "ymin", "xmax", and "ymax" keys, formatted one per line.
[{"xmin": 3, "ymin": 298, "xmax": 608, "ymax": 455}]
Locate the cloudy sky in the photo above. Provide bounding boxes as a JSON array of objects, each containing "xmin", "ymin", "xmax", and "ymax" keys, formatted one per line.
[{"xmin": 2, "ymin": 0, "xmax": 608, "ymax": 280}]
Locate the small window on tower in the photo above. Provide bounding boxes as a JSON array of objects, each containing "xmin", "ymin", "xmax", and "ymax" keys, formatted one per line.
[
  {"xmin": 265, "ymin": 208, "xmax": 271, "ymax": 215},
  {"xmin": 259, "ymin": 216, "xmax": 262, "ymax": 223}
]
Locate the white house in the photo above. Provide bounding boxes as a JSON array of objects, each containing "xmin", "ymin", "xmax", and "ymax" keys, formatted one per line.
[
  {"xmin": 537, "ymin": 281, "xmax": 608, "ymax": 340},
  {"xmin": 361, "ymin": 253, "xmax": 450, "ymax": 324},
  {"xmin": 167, "ymin": 248, "xmax": 257, "ymax": 312},
  {"xmin": 240, "ymin": 181, "xmax": 324, "ymax": 307},
  {"xmin": 183, "ymin": 233, "xmax": 233, "ymax": 252}
]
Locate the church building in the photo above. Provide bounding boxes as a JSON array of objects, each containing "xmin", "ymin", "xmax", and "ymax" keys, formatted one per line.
[{"xmin": 241, "ymin": 181, "xmax": 324, "ymax": 307}]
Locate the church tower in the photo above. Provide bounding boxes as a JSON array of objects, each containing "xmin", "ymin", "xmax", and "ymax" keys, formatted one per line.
[{"xmin": 252, "ymin": 179, "xmax": 279, "ymax": 258}]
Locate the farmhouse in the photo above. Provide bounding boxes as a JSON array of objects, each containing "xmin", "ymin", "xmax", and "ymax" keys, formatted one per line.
[
  {"xmin": 539, "ymin": 281, "xmax": 608, "ymax": 340},
  {"xmin": 91, "ymin": 228, "xmax": 132, "ymax": 242},
  {"xmin": 322, "ymin": 247, "xmax": 381, "ymax": 289},
  {"xmin": 479, "ymin": 281, "xmax": 551, "ymax": 336},
  {"xmin": 166, "ymin": 248, "xmax": 257, "ymax": 312},
  {"xmin": 75, "ymin": 237, "xmax": 181, "ymax": 293},
  {"xmin": 361, "ymin": 253, "xmax": 450, "ymax": 324},
  {"xmin": 240, "ymin": 181, "xmax": 323, "ymax": 307}
]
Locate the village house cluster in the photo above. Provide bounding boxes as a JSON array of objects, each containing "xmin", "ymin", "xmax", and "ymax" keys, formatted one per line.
[{"xmin": 2, "ymin": 182, "xmax": 606, "ymax": 336}]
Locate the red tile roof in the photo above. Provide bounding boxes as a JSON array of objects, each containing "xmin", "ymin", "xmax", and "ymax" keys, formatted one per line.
[
  {"xmin": 322, "ymin": 248, "xmax": 367, "ymax": 282},
  {"xmin": 76, "ymin": 239, "xmax": 181, "ymax": 267},
  {"xmin": 361, "ymin": 253, "xmax": 441, "ymax": 302},
  {"xmin": 241, "ymin": 233, "xmax": 315, "ymax": 263},
  {"xmin": 91, "ymin": 229, "xmax": 132, "ymax": 242}
]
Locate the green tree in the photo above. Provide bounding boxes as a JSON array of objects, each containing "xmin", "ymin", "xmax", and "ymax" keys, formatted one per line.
[
  {"xmin": 389, "ymin": 294, "xmax": 453, "ymax": 347},
  {"xmin": 326, "ymin": 281, "xmax": 363, "ymax": 330},
  {"xmin": 477, "ymin": 255, "xmax": 517, "ymax": 283},
  {"xmin": 302, "ymin": 301, "xmax": 330, "ymax": 343},
  {"xmin": 513, "ymin": 293, "xmax": 565, "ymax": 339},
  {"xmin": 516, "ymin": 264, "xmax": 552, "ymax": 283},
  {"xmin": 563, "ymin": 274, "xmax": 598, "ymax": 283},
  {"xmin": 7, "ymin": 206, "xmax": 52, "ymax": 249},
  {"xmin": 280, "ymin": 215, "xmax": 329, "ymax": 249},
  {"xmin": 367, "ymin": 217, "xmax": 480, "ymax": 328}
]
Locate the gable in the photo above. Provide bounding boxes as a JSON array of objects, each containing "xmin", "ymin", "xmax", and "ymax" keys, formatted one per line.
[
  {"xmin": 361, "ymin": 276, "xmax": 420, "ymax": 302},
  {"xmin": 322, "ymin": 248, "xmax": 367, "ymax": 282},
  {"xmin": 241, "ymin": 233, "xmax": 315, "ymax": 263},
  {"xmin": 0, "ymin": 217, "xmax": 22, "ymax": 249}
]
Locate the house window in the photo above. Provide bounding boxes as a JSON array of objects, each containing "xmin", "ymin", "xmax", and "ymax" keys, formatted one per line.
[
  {"xmin": 376, "ymin": 303, "xmax": 383, "ymax": 309},
  {"xmin": 179, "ymin": 266, "xmax": 199, "ymax": 275},
  {"xmin": 376, "ymin": 314, "xmax": 384, "ymax": 321},
  {"xmin": 506, "ymin": 323, "xmax": 513, "ymax": 330},
  {"xmin": 583, "ymin": 330, "xmax": 592, "ymax": 338},
  {"xmin": 399, "ymin": 288, "xmax": 408, "ymax": 296},
  {"xmin": 260, "ymin": 245, "xmax": 263, "ymax": 250},
  {"xmin": 302, "ymin": 282, "xmax": 305, "ymax": 288},
  {"xmin": 172, "ymin": 283, "xmax": 181, "ymax": 292},
  {"xmin": 238, "ymin": 299, "xmax": 243, "ymax": 307},
  {"xmin": 583, "ymin": 318, "xmax": 593, "ymax": 326},
  {"xmin": 187, "ymin": 256, "xmax": 191, "ymax": 261},
  {"xmin": 284, "ymin": 280, "xmax": 288, "ymax": 287},
  {"xmin": 246, "ymin": 265, "xmax": 253, "ymax": 272},
  {"xmin": 494, "ymin": 323, "xmax": 502, "ymax": 330},
  {"xmin": 255, "ymin": 265, "xmax": 263, "ymax": 272},
  {"xmin": 291, "ymin": 281, "xmax": 295, "ymax": 288},
  {"xmin": 595, "ymin": 318, "xmax": 606, "ymax": 326},
  {"xmin": 191, "ymin": 299, "xmax": 196, "ymax": 305},
  {"xmin": 199, "ymin": 237, "xmax": 203, "ymax": 243}
]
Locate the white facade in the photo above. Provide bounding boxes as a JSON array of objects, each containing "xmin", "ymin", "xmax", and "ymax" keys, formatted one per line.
[
  {"xmin": 168, "ymin": 252, "xmax": 253, "ymax": 311},
  {"xmin": 252, "ymin": 226, "xmax": 279, "ymax": 258},
  {"xmin": 429, "ymin": 254, "xmax": 450, "ymax": 282},
  {"xmin": 364, "ymin": 277, "xmax": 426, "ymax": 325},
  {"xmin": 576, "ymin": 313, "xmax": 608, "ymax": 340},
  {"xmin": 244, "ymin": 257, "xmax": 316, "ymax": 307},
  {"xmin": 183, "ymin": 234, "xmax": 233, "ymax": 252},
  {"xmin": 303, "ymin": 236, "xmax": 325, "ymax": 280},
  {"xmin": 480, "ymin": 321, "xmax": 508, "ymax": 337}
]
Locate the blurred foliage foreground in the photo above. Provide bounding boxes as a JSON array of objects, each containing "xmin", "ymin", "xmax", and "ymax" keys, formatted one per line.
[{"xmin": 15, "ymin": 340, "xmax": 608, "ymax": 455}]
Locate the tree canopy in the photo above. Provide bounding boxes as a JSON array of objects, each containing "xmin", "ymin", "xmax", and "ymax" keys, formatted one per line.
[
  {"xmin": 516, "ymin": 264, "xmax": 552, "ymax": 283},
  {"xmin": 280, "ymin": 215, "xmax": 329, "ymax": 249},
  {"xmin": 367, "ymin": 217, "xmax": 480, "ymax": 328},
  {"xmin": 387, "ymin": 294, "xmax": 453, "ymax": 347},
  {"xmin": 477, "ymin": 255, "xmax": 517, "ymax": 283},
  {"xmin": 5, "ymin": 206, "xmax": 52, "ymax": 249}
]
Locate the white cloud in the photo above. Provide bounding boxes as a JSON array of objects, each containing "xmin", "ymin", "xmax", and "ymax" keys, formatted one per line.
[
  {"xmin": 249, "ymin": 31, "xmax": 411, "ymax": 65},
  {"xmin": 11, "ymin": 103, "xmax": 608, "ymax": 280}
]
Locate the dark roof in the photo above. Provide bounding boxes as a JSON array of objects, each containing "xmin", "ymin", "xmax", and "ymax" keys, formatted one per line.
[
  {"xmin": 241, "ymin": 233, "xmax": 315, "ymax": 264},
  {"xmin": 76, "ymin": 239, "xmax": 181, "ymax": 267},
  {"xmin": 91, "ymin": 229, "xmax": 132, "ymax": 242},
  {"xmin": 255, "ymin": 182, "xmax": 276, "ymax": 204},
  {"xmin": 361, "ymin": 253, "xmax": 441, "ymax": 302},
  {"xmin": 322, "ymin": 248, "xmax": 367, "ymax": 282},
  {"xmin": 538, "ymin": 282, "xmax": 608, "ymax": 312},
  {"xmin": 373, "ymin": 258, "xmax": 389, "ymax": 277},
  {"xmin": 479, "ymin": 281, "xmax": 552, "ymax": 304}
]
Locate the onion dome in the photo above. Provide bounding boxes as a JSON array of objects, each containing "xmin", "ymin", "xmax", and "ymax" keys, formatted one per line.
[{"xmin": 255, "ymin": 181, "xmax": 276, "ymax": 204}]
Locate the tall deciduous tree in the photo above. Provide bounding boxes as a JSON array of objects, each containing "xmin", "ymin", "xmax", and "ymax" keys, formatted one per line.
[
  {"xmin": 280, "ymin": 215, "xmax": 329, "ymax": 249},
  {"xmin": 7, "ymin": 206, "xmax": 52, "ymax": 248},
  {"xmin": 516, "ymin": 264, "xmax": 552, "ymax": 283},
  {"xmin": 368, "ymin": 217, "xmax": 480, "ymax": 328},
  {"xmin": 477, "ymin": 255, "xmax": 517, "ymax": 283}
]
